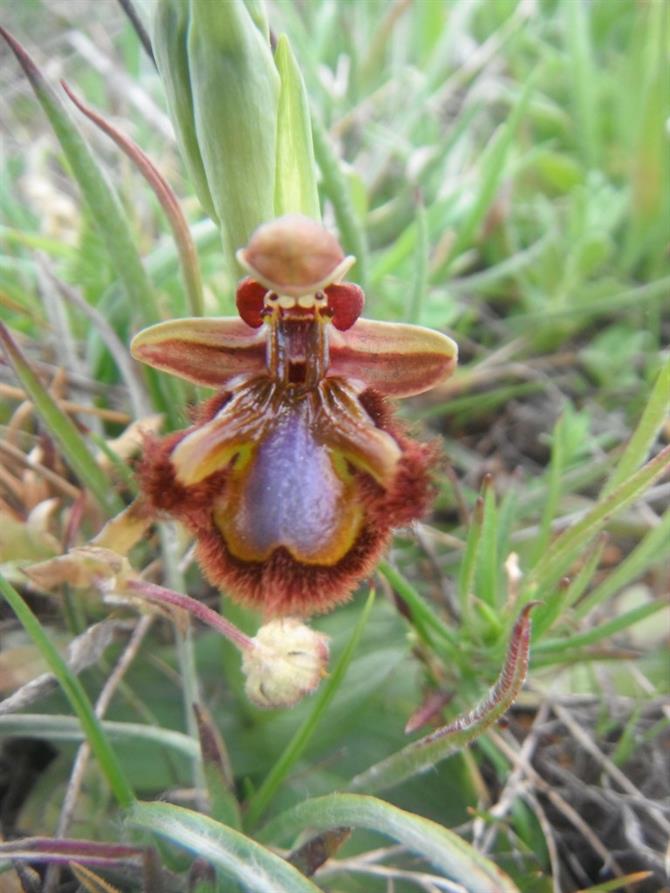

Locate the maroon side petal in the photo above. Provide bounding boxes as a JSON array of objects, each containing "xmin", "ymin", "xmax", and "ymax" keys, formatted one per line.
[
  {"xmin": 130, "ymin": 317, "xmax": 267, "ymax": 387},
  {"xmin": 329, "ymin": 319, "xmax": 457, "ymax": 397}
]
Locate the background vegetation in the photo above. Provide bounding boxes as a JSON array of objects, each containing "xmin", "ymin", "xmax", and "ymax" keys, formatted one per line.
[{"xmin": 0, "ymin": 1, "xmax": 668, "ymax": 891}]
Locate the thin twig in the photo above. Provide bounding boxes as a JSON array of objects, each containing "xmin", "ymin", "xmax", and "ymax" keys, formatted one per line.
[
  {"xmin": 317, "ymin": 857, "xmax": 468, "ymax": 893},
  {"xmin": 489, "ymin": 728, "xmax": 628, "ymax": 883},
  {"xmin": 46, "ymin": 270, "xmax": 152, "ymax": 420},
  {"xmin": 44, "ymin": 614, "xmax": 153, "ymax": 893},
  {"xmin": 521, "ymin": 789, "xmax": 563, "ymax": 893},
  {"xmin": 474, "ymin": 700, "xmax": 550, "ymax": 851},
  {"xmin": 0, "ymin": 383, "xmax": 131, "ymax": 424},
  {"xmin": 0, "ymin": 439, "xmax": 81, "ymax": 500},
  {"xmin": 65, "ymin": 31, "xmax": 171, "ymax": 138},
  {"xmin": 551, "ymin": 701, "xmax": 670, "ymax": 837}
]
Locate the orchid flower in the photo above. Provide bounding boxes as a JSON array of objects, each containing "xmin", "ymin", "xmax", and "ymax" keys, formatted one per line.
[{"xmin": 131, "ymin": 215, "xmax": 457, "ymax": 616}]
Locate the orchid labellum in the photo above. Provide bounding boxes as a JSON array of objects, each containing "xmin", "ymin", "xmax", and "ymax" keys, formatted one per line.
[{"xmin": 132, "ymin": 215, "xmax": 457, "ymax": 616}]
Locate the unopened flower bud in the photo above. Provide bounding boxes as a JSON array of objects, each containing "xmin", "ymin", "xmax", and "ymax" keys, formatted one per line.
[
  {"xmin": 242, "ymin": 618, "xmax": 329, "ymax": 709},
  {"xmin": 153, "ymin": 0, "xmax": 279, "ymax": 270}
]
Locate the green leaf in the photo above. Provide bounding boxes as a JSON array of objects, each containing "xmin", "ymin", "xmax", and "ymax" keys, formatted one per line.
[
  {"xmin": 0, "ymin": 714, "xmax": 197, "ymax": 760},
  {"xmin": 407, "ymin": 194, "xmax": 428, "ymax": 324},
  {"xmin": 602, "ymin": 355, "xmax": 670, "ymax": 496},
  {"xmin": 0, "ymin": 575, "xmax": 135, "ymax": 809},
  {"xmin": 0, "ymin": 323, "xmax": 121, "ymax": 515},
  {"xmin": 260, "ymin": 793, "xmax": 520, "ymax": 893},
  {"xmin": 536, "ymin": 599, "xmax": 667, "ymax": 655},
  {"xmin": 565, "ymin": 0, "xmax": 600, "ymax": 169},
  {"xmin": 0, "ymin": 28, "xmax": 159, "ymax": 326},
  {"xmin": 274, "ymin": 35, "xmax": 320, "ymax": 220},
  {"xmin": 377, "ymin": 560, "xmax": 460, "ymax": 656},
  {"xmin": 527, "ymin": 445, "xmax": 670, "ymax": 594},
  {"xmin": 475, "ymin": 480, "xmax": 499, "ymax": 607},
  {"xmin": 311, "ymin": 111, "xmax": 368, "ymax": 289},
  {"xmin": 458, "ymin": 492, "xmax": 484, "ymax": 622},
  {"xmin": 127, "ymin": 801, "xmax": 322, "ymax": 893},
  {"xmin": 575, "ymin": 508, "xmax": 670, "ymax": 620}
]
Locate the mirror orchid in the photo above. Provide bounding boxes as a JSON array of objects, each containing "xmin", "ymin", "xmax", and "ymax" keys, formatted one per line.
[{"xmin": 132, "ymin": 215, "xmax": 457, "ymax": 616}]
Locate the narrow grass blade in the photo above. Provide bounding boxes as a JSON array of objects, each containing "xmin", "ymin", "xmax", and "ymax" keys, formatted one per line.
[
  {"xmin": 407, "ymin": 194, "xmax": 428, "ymax": 324},
  {"xmin": 432, "ymin": 70, "xmax": 537, "ymax": 280},
  {"xmin": 527, "ymin": 445, "xmax": 670, "ymax": 593},
  {"xmin": 574, "ymin": 871, "xmax": 652, "ymax": 892},
  {"xmin": 0, "ymin": 29, "xmax": 159, "ymax": 325},
  {"xmin": 127, "ymin": 801, "xmax": 322, "ymax": 893},
  {"xmin": 475, "ymin": 480, "xmax": 498, "ymax": 607},
  {"xmin": 574, "ymin": 508, "xmax": 670, "ymax": 620},
  {"xmin": 194, "ymin": 704, "xmax": 241, "ymax": 830},
  {"xmin": 602, "ymin": 355, "xmax": 670, "ymax": 497},
  {"xmin": 311, "ymin": 110, "xmax": 368, "ymax": 289},
  {"xmin": 274, "ymin": 35, "xmax": 320, "ymax": 220},
  {"xmin": 71, "ymin": 864, "xmax": 123, "ymax": 893},
  {"xmin": 0, "ymin": 714, "xmax": 197, "ymax": 759},
  {"xmin": 260, "ymin": 793, "xmax": 520, "ymax": 893},
  {"xmin": 377, "ymin": 560, "xmax": 461, "ymax": 656},
  {"xmin": 530, "ymin": 411, "xmax": 569, "ymax": 566},
  {"xmin": 531, "ymin": 534, "xmax": 606, "ymax": 640},
  {"xmin": 0, "ymin": 323, "xmax": 121, "ymax": 515},
  {"xmin": 565, "ymin": 0, "xmax": 600, "ymax": 169},
  {"xmin": 0, "ymin": 575, "xmax": 135, "ymax": 809},
  {"xmin": 244, "ymin": 590, "xmax": 375, "ymax": 829},
  {"xmin": 457, "ymin": 492, "xmax": 484, "ymax": 622},
  {"xmin": 62, "ymin": 82, "xmax": 205, "ymax": 317},
  {"xmin": 535, "ymin": 599, "xmax": 666, "ymax": 655},
  {"xmin": 347, "ymin": 604, "xmax": 537, "ymax": 794}
]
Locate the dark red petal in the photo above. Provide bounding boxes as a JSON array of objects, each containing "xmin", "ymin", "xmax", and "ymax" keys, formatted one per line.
[
  {"xmin": 325, "ymin": 282, "xmax": 365, "ymax": 331},
  {"xmin": 235, "ymin": 277, "xmax": 267, "ymax": 328}
]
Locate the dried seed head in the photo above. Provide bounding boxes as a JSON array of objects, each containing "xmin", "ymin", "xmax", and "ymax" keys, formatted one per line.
[
  {"xmin": 237, "ymin": 214, "xmax": 354, "ymax": 296},
  {"xmin": 25, "ymin": 545, "xmax": 135, "ymax": 592},
  {"xmin": 242, "ymin": 617, "xmax": 329, "ymax": 708}
]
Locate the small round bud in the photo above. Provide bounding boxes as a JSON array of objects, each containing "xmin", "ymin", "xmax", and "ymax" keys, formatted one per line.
[
  {"xmin": 242, "ymin": 617, "xmax": 330, "ymax": 709},
  {"xmin": 237, "ymin": 215, "xmax": 353, "ymax": 297}
]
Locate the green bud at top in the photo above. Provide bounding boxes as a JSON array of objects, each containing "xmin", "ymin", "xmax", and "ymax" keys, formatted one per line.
[
  {"xmin": 153, "ymin": 0, "xmax": 280, "ymax": 272},
  {"xmin": 153, "ymin": 0, "xmax": 216, "ymax": 220}
]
